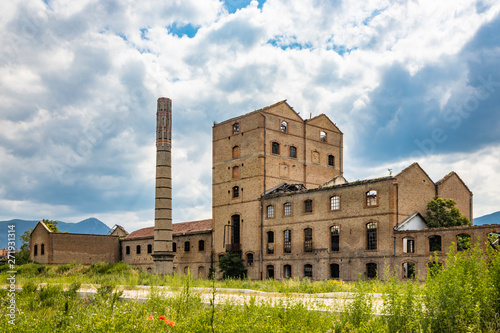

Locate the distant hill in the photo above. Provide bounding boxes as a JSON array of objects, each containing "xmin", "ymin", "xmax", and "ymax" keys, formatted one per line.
[
  {"xmin": 474, "ymin": 211, "xmax": 500, "ymax": 225},
  {"xmin": 0, "ymin": 218, "xmax": 111, "ymax": 250}
]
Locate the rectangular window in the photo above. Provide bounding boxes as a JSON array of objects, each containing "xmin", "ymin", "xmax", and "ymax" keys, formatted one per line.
[
  {"xmin": 284, "ymin": 202, "xmax": 292, "ymax": 216},
  {"xmin": 289, "ymin": 146, "xmax": 297, "ymax": 158},
  {"xmin": 367, "ymin": 222, "xmax": 377, "ymax": 250},
  {"xmin": 267, "ymin": 205, "xmax": 274, "ymax": 218},
  {"xmin": 272, "ymin": 142, "xmax": 280, "ymax": 154},
  {"xmin": 267, "ymin": 231, "xmax": 274, "ymax": 254},
  {"xmin": 320, "ymin": 131, "xmax": 327, "ymax": 142},
  {"xmin": 304, "ymin": 264, "xmax": 313, "ymax": 278},
  {"xmin": 328, "ymin": 155, "xmax": 334, "ymax": 166},
  {"xmin": 304, "ymin": 199, "xmax": 313, "ymax": 213},
  {"xmin": 304, "ymin": 228, "xmax": 313, "ymax": 252},
  {"xmin": 366, "ymin": 190, "xmax": 378, "ymax": 206},
  {"xmin": 284, "ymin": 230, "xmax": 291, "ymax": 253},
  {"xmin": 284, "ymin": 264, "xmax": 292, "ymax": 278},
  {"xmin": 403, "ymin": 237, "xmax": 415, "ymax": 253},
  {"xmin": 330, "ymin": 226, "xmax": 339, "ymax": 251},
  {"xmin": 233, "ymin": 123, "xmax": 239, "ymax": 134},
  {"xmin": 330, "ymin": 196, "xmax": 340, "ymax": 210}
]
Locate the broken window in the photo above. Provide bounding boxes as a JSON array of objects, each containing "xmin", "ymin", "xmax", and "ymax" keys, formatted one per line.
[
  {"xmin": 428, "ymin": 235, "xmax": 441, "ymax": 252},
  {"xmin": 366, "ymin": 222, "xmax": 377, "ymax": 250},
  {"xmin": 184, "ymin": 241, "xmax": 190, "ymax": 252},
  {"xmin": 330, "ymin": 263, "xmax": 340, "ymax": 279},
  {"xmin": 330, "ymin": 225, "xmax": 340, "ymax": 252},
  {"xmin": 284, "ymin": 229, "xmax": 292, "ymax": 253},
  {"xmin": 284, "ymin": 202, "xmax": 292, "ymax": 216},
  {"xmin": 284, "ymin": 264, "xmax": 292, "ymax": 278},
  {"xmin": 199, "ymin": 240, "xmax": 205, "ymax": 251},
  {"xmin": 366, "ymin": 190, "xmax": 378, "ymax": 206},
  {"xmin": 267, "ymin": 205, "xmax": 274, "ymax": 218},
  {"xmin": 427, "ymin": 261, "xmax": 442, "ymax": 277},
  {"xmin": 136, "ymin": 245, "xmax": 141, "ymax": 254},
  {"xmin": 330, "ymin": 195, "xmax": 340, "ymax": 210},
  {"xmin": 126, "ymin": 246, "xmax": 130, "ymax": 255},
  {"xmin": 304, "ymin": 228, "xmax": 313, "ymax": 252},
  {"xmin": 402, "ymin": 262, "xmax": 416, "ymax": 279},
  {"xmin": 289, "ymin": 146, "xmax": 297, "ymax": 158},
  {"xmin": 304, "ymin": 264, "xmax": 313, "ymax": 278},
  {"xmin": 232, "ymin": 186, "xmax": 239, "ymax": 198},
  {"xmin": 304, "ymin": 199, "xmax": 313, "ymax": 213},
  {"xmin": 272, "ymin": 142, "xmax": 280, "ymax": 154},
  {"xmin": 403, "ymin": 236, "xmax": 415, "ymax": 253},
  {"xmin": 457, "ymin": 233, "xmax": 471, "ymax": 251},
  {"xmin": 147, "ymin": 244, "xmax": 152, "ymax": 254},
  {"xmin": 232, "ymin": 145, "xmax": 240, "ymax": 158},
  {"xmin": 246, "ymin": 253, "xmax": 254, "ymax": 266},
  {"xmin": 233, "ymin": 122, "xmax": 239, "ymax": 134},
  {"xmin": 488, "ymin": 232, "xmax": 499, "ymax": 249},
  {"xmin": 267, "ymin": 231, "xmax": 275, "ymax": 254},
  {"xmin": 366, "ymin": 263, "xmax": 377, "ymax": 279},
  {"xmin": 280, "ymin": 120, "xmax": 288, "ymax": 133},
  {"xmin": 232, "ymin": 166, "xmax": 240, "ymax": 178},
  {"xmin": 267, "ymin": 265, "xmax": 275, "ymax": 279},
  {"xmin": 328, "ymin": 155, "xmax": 334, "ymax": 166},
  {"xmin": 320, "ymin": 131, "xmax": 327, "ymax": 142}
]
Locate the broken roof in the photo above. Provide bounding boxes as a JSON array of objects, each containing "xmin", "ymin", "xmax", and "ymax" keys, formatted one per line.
[{"xmin": 123, "ymin": 219, "xmax": 212, "ymax": 240}]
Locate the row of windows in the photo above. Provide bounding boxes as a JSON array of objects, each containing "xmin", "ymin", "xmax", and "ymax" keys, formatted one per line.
[
  {"xmin": 172, "ymin": 240, "xmax": 205, "ymax": 253},
  {"xmin": 270, "ymin": 142, "xmax": 335, "ymax": 166},
  {"xmin": 125, "ymin": 244, "xmax": 153, "ymax": 255},
  {"xmin": 232, "ymin": 121, "xmax": 329, "ymax": 143},
  {"xmin": 265, "ymin": 191, "xmax": 378, "ymax": 218},
  {"xmin": 33, "ymin": 244, "xmax": 45, "ymax": 256}
]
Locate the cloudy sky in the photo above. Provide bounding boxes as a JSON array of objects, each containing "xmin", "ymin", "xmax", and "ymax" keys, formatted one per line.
[{"xmin": 1, "ymin": 0, "xmax": 499, "ymax": 231}]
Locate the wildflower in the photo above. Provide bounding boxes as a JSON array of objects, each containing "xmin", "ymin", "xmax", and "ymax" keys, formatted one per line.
[
  {"xmin": 159, "ymin": 316, "xmax": 166, "ymax": 320},
  {"xmin": 165, "ymin": 320, "xmax": 175, "ymax": 327},
  {"xmin": 148, "ymin": 316, "xmax": 154, "ymax": 320}
]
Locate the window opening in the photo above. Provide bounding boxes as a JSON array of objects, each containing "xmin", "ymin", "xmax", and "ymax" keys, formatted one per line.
[
  {"xmin": 429, "ymin": 235, "xmax": 442, "ymax": 252},
  {"xmin": 330, "ymin": 263, "xmax": 340, "ymax": 279},
  {"xmin": 457, "ymin": 233, "xmax": 471, "ymax": 251},
  {"xmin": 136, "ymin": 245, "xmax": 141, "ymax": 254},
  {"xmin": 330, "ymin": 225, "xmax": 340, "ymax": 251},
  {"xmin": 272, "ymin": 142, "xmax": 280, "ymax": 154},
  {"xmin": 284, "ymin": 230, "xmax": 292, "ymax": 253},
  {"xmin": 366, "ymin": 263, "xmax": 377, "ymax": 279},
  {"xmin": 147, "ymin": 244, "xmax": 152, "ymax": 254},
  {"xmin": 173, "ymin": 242, "xmax": 177, "ymax": 252},
  {"xmin": 267, "ymin": 265, "xmax": 275, "ymax": 279},
  {"xmin": 233, "ymin": 186, "xmax": 239, "ymax": 198},
  {"xmin": 402, "ymin": 262, "xmax": 416, "ymax": 279},
  {"xmin": 280, "ymin": 120, "xmax": 287, "ymax": 133},
  {"xmin": 328, "ymin": 155, "xmax": 334, "ymax": 166},
  {"xmin": 284, "ymin": 264, "xmax": 292, "ymax": 278},
  {"xmin": 232, "ymin": 166, "xmax": 240, "ymax": 178},
  {"xmin": 304, "ymin": 264, "xmax": 313, "ymax": 278},
  {"xmin": 320, "ymin": 131, "xmax": 327, "ymax": 142},
  {"xmin": 367, "ymin": 222, "xmax": 377, "ymax": 250},
  {"xmin": 267, "ymin": 205, "xmax": 274, "ymax": 218},
  {"xmin": 126, "ymin": 246, "xmax": 130, "ymax": 255},
  {"xmin": 233, "ymin": 123, "xmax": 239, "ymax": 134},
  {"xmin": 267, "ymin": 231, "xmax": 274, "ymax": 254},
  {"xmin": 330, "ymin": 195, "xmax": 340, "ymax": 210},
  {"xmin": 290, "ymin": 146, "xmax": 297, "ymax": 158},
  {"xmin": 41, "ymin": 244, "xmax": 45, "ymax": 255},
  {"xmin": 403, "ymin": 236, "xmax": 415, "ymax": 253},
  {"xmin": 184, "ymin": 241, "xmax": 190, "ymax": 252},
  {"xmin": 232, "ymin": 145, "xmax": 240, "ymax": 158},
  {"xmin": 231, "ymin": 214, "xmax": 240, "ymax": 244},
  {"xmin": 246, "ymin": 253, "xmax": 254, "ymax": 266},
  {"xmin": 366, "ymin": 190, "xmax": 378, "ymax": 206},
  {"xmin": 199, "ymin": 240, "xmax": 205, "ymax": 251},
  {"xmin": 304, "ymin": 199, "xmax": 313, "ymax": 213},
  {"xmin": 304, "ymin": 228, "xmax": 313, "ymax": 252},
  {"xmin": 34, "ymin": 245, "xmax": 38, "ymax": 256}
]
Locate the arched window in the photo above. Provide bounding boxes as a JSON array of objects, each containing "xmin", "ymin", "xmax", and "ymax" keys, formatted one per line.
[
  {"xmin": 457, "ymin": 233, "xmax": 471, "ymax": 251},
  {"xmin": 283, "ymin": 264, "xmax": 292, "ymax": 278},
  {"xmin": 284, "ymin": 230, "xmax": 292, "ymax": 253},
  {"xmin": 41, "ymin": 244, "xmax": 45, "ymax": 255},
  {"xmin": 330, "ymin": 195, "xmax": 340, "ymax": 210},
  {"xmin": 304, "ymin": 199, "xmax": 313, "ymax": 213},
  {"xmin": 232, "ymin": 166, "xmax": 240, "ymax": 178},
  {"xmin": 330, "ymin": 263, "xmax": 340, "ymax": 279},
  {"xmin": 402, "ymin": 262, "xmax": 416, "ymax": 279},
  {"xmin": 232, "ymin": 145, "xmax": 240, "ymax": 158},
  {"xmin": 136, "ymin": 245, "xmax": 141, "ymax": 254},
  {"xmin": 366, "ymin": 190, "xmax": 378, "ymax": 206},
  {"xmin": 280, "ymin": 120, "xmax": 288, "ymax": 133},
  {"xmin": 267, "ymin": 231, "xmax": 274, "ymax": 254},
  {"xmin": 403, "ymin": 236, "xmax": 415, "ymax": 253},
  {"xmin": 173, "ymin": 242, "xmax": 177, "ymax": 252},
  {"xmin": 272, "ymin": 142, "xmax": 280, "ymax": 154},
  {"xmin": 304, "ymin": 264, "xmax": 313, "ymax": 278},
  {"xmin": 427, "ymin": 261, "xmax": 443, "ymax": 277},
  {"xmin": 232, "ymin": 186, "xmax": 239, "ymax": 198},
  {"xmin": 289, "ymin": 146, "xmax": 297, "ymax": 158},
  {"xmin": 246, "ymin": 253, "xmax": 254, "ymax": 266},
  {"xmin": 184, "ymin": 241, "xmax": 190, "ymax": 252},
  {"xmin": 147, "ymin": 244, "xmax": 152, "ymax": 254},
  {"xmin": 34, "ymin": 245, "xmax": 38, "ymax": 256},
  {"xmin": 428, "ymin": 235, "xmax": 441, "ymax": 252},
  {"xmin": 366, "ymin": 263, "xmax": 377, "ymax": 279},
  {"xmin": 198, "ymin": 240, "xmax": 205, "ymax": 251},
  {"xmin": 330, "ymin": 225, "xmax": 340, "ymax": 252},
  {"xmin": 320, "ymin": 131, "xmax": 327, "ymax": 142},
  {"xmin": 233, "ymin": 122, "xmax": 239, "ymax": 134},
  {"xmin": 267, "ymin": 265, "xmax": 275, "ymax": 279},
  {"xmin": 366, "ymin": 222, "xmax": 377, "ymax": 250},
  {"xmin": 283, "ymin": 202, "xmax": 292, "ymax": 216},
  {"xmin": 304, "ymin": 228, "xmax": 313, "ymax": 252},
  {"xmin": 266, "ymin": 205, "xmax": 274, "ymax": 218},
  {"xmin": 126, "ymin": 246, "xmax": 130, "ymax": 255},
  {"xmin": 328, "ymin": 155, "xmax": 334, "ymax": 166}
]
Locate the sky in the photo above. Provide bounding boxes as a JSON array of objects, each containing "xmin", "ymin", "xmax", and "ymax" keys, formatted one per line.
[{"xmin": 1, "ymin": 0, "xmax": 500, "ymax": 232}]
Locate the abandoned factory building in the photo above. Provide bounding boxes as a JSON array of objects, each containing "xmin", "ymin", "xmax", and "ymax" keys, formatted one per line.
[{"xmin": 30, "ymin": 100, "xmax": 500, "ymax": 281}]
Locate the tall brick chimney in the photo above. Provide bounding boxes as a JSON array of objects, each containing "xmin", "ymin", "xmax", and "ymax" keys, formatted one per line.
[{"xmin": 152, "ymin": 97, "xmax": 174, "ymax": 274}]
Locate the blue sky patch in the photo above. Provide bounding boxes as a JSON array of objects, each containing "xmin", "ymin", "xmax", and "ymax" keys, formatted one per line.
[
  {"xmin": 224, "ymin": 0, "xmax": 266, "ymax": 14},
  {"xmin": 140, "ymin": 28, "xmax": 149, "ymax": 40},
  {"xmin": 329, "ymin": 45, "xmax": 358, "ymax": 56},
  {"xmin": 363, "ymin": 8, "xmax": 385, "ymax": 26},
  {"xmin": 267, "ymin": 37, "xmax": 313, "ymax": 50},
  {"xmin": 168, "ymin": 22, "xmax": 200, "ymax": 38}
]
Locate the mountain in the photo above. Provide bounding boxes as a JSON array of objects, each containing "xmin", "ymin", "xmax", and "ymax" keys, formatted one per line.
[
  {"xmin": 0, "ymin": 218, "xmax": 111, "ymax": 250},
  {"xmin": 474, "ymin": 211, "xmax": 500, "ymax": 225}
]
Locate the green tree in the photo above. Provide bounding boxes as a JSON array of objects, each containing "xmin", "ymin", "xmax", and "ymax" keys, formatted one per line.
[
  {"xmin": 426, "ymin": 196, "xmax": 471, "ymax": 228},
  {"xmin": 16, "ymin": 228, "xmax": 33, "ymax": 265},
  {"xmin": 218, "ymin": 251, "xmax": 247, "ymax": 279},
  {"xmin": 42, "ymin": 219, "xmax": 60, "ymax": 232}
]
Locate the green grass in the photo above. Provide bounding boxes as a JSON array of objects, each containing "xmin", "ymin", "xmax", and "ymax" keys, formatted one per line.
[{"xmin": 1, "ymin": 244, "xmax": 500, "ymax": 332}]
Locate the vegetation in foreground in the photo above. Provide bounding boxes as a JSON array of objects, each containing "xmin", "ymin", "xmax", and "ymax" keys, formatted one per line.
[{"xmin": 1, "ymin": 245, "xmax": 500, "ymax": 332}]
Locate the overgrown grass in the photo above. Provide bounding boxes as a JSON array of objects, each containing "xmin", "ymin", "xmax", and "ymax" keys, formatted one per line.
[{"xmin": 1, "ymin": 244, "xmax": 500, "ymax": 332}]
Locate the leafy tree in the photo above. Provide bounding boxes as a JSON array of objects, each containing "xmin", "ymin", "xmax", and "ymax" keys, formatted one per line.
[
  {"xmin": 218, "ymin": 251, "xmax": 247, "ymax": 279},
  {"xmin": 16, "ymin": 228, "xmax": 33, "ymax": 265},
  {"xmin": 426, "ymin": 196, "xmax": 471, "ymax": 228},
  {"xmin": 42, "ymin": 219, "xmax": 60, "ymax": 232}
]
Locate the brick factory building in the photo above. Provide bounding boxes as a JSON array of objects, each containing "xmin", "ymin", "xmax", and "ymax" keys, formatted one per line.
[{"xmin": 30, "ymin": 99, "xmax": 500, "ymax": 281}]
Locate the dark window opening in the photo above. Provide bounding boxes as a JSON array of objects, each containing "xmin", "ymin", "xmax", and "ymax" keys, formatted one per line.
[
  {"xmin": 147, "ymin": 244, "xmax": 152, "ymax": 254},
  {"xmin": 267, "ymin": 231, "xmax": 274, "ymax": 254},
  {"xmin": 231, "ymin": 214, "xmax": 240, "ymax": 244},
  {"xmin": 284, "ymin": 264, "xmax": 292, "ymax": 278},
  {"xmin": 272, "ymin": 142, "xmax": 280, "ymax": 154},
  {"xmin": 284, "ymin": 230, "xmax": 292, "ymax": 253},
  {"xmin": 328, "ymin": 155, "xmax": 334, "ymax": 166},
  {"xmin": 136, "ymin": 245, "xmax": 141, "ymax": 254},
  {"xmin": 427, "ymin": 261, "xmax": 443, "ymax": 277},
  {"xmin": 173, "ymin": 242, "xmax": 177, "ymax": 252},
  {"xmin": 320, "ymin": 131, "xmax": 327, "ymax": 142},
  {"xmin": 366, "ymin": 190, "xmax": 378, "ymax": 206},
  {"xmin": 184, "ymin": 241, "xmax": 190, "ymax": 252},
  {"xmin": 199, "ymin": 240, "xmax": 205, "ymax": 251},
  {"xmin": 233, "ymin": 123, "xmax": 239, "ymax": 134},
  {"xmin": 126, "ymin": 246, "xmax": 130, "ymax": 255},
  {"xmin": 304, "ymin": 264, "xmax": 313, "ymax": 278},
  {"xmin": 34, "ymin": 245, "xmax": 38, "ymax": 256},
  {"xmin": 290, "ymin": 146, "xmax": 297, "ymax": 158},
  {"xmin": 366, "ymin": 263, "xmax": 377, "ymax": 279},
  {"xmin": 267, "ymin": 265, "xmax": 275, "ymax": 279},
  {"xmin": 330, "ymin": 263, "xmax": 340, "ymax": 279},
  {"xmin": 246, "ymin": 253, "xmax": 254, "ymax": 266},
  {"xmin": 403, "ymin": 262, "xmax": 416, "ymax": 279},
  {"xmin": 304, "ymin": 199, "xmax": 313, "ymax": 213},
  {"xmin": 233, "ymin": 186, "xmax": 239, "ymax": 198},
  {"xmin": 304, "ymin": 228, "xmax": 313, "ymax": 252},
  {"xmin": 403, "ymin": 237, "xmax": 415, "ymax": 253},
  {"xmin": 429, "ymin": 235, "xmax": 442, "ymax": 252},
  {"xmin": 41, "ymin": 244, "xmax": 45, "ymax": 255},
  {"xmin": 367, "ymin": 222, "xmax": 377, "ymax": 250},
  {"xmin": 457, "ymin": 233, "xmax": 471, "ymax": 251},
  {"xmin": 330, "ymin": 226, "xmax": 340, "ymax": 252}
]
